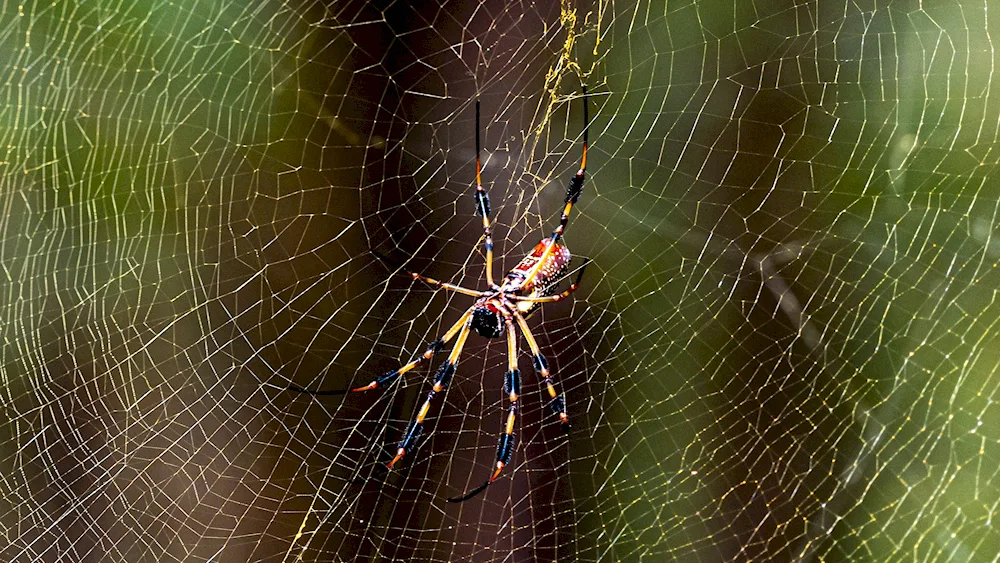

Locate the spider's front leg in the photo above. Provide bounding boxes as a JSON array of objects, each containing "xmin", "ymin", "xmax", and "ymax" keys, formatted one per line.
[
  {"xmin": 448, "ymin": 315, "xmax": 520, "ymax": 503},
  {"xmin": 388, "ymin": 315, "xmax": 473, "ymax": 469},
  {"xmin": 514, "ymin": 311, "xmax": 570, "ymax": 429},
  {"xmin": 287, "ymin": 309, "xmax": 472, "ymax": 396}
]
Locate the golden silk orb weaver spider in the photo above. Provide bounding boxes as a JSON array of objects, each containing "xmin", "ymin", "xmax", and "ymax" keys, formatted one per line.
[{"xmin": 290, "ymin": 87, "xmax": 590, "ymax": 503}]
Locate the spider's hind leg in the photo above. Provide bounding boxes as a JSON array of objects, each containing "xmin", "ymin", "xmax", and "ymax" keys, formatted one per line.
[
  {"xmin": 514, "ymin": 86, "xmax": 590, "ymax": 290},
  {"xmin": 473, "ymin": 100, "xmax": 499, "ymax": 290}
]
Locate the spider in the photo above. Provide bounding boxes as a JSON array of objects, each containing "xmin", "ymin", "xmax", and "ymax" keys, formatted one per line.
[{"xmin": 290, "ymin": 87, "xmax": 590, "ymax": 503}]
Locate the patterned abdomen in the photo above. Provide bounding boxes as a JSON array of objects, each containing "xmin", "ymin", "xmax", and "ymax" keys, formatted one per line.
[{"xmin": 504, "ymin": 238, "xmax": 571, "ymax": 314}]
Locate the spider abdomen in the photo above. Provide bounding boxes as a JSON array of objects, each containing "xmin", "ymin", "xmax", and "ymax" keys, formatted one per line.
[
  {"xmin": 506, "ymin": 238, "xmax": 571, "ymax": 291},
  {"xmin": 504, "ymin": 238, "xmax": 571, "ymax": 315}
]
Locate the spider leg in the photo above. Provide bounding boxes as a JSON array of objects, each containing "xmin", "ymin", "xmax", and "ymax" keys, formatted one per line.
[
  {"xmin": 409, "ymin": 271, "xmax": 487, "ymax": 297},
  {"xmin": 372, "ymin": 250, "xmax": 487, "ymax": 297},
  {"xmin": 473, "ymin": 100, "xmax": 499, "ymax": 290},
  {"xmin": 288, "ymin": 309, "xmax": 473, "ymax": 396},
  {"xmin": 520, "ymin": 86, "xmax": 589, "ymax": 289},
  {"xmin": 447, "ymin": 316, "xmax": 520, "ymax": 503},
  {"xmin": 514, "ymin": 310, "xmax": 570, "ymax": 430},
  {"xmin": 387, "ymin": 314, "xmax": 473, "ymax": 469},
  {"xmin": 513, "ymin": 258, "xmax": 590, "ymax": 304}
]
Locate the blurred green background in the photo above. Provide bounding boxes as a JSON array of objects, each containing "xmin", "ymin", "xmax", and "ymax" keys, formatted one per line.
[{"xmin": 0, "ymin": 0, "xmax": 997, "ymax": 561}]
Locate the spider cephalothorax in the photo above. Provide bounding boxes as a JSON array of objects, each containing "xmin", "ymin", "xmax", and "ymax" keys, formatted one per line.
[
  {"xmin": 471, "ymin": 302, "xmax": 505, "ymax": 338},
  {"xmin": 289, "ymin": 87, "xmax": 591, "ymax": 503}
]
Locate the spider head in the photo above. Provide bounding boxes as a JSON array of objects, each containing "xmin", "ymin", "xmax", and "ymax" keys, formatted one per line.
[{"xmin": 471, "ymin": 305, "xmax": 505, "ymax": 339}]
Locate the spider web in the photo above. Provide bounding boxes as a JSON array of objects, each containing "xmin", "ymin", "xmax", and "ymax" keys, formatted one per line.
[{"xmin": 1, "ymin": 0, "xmax": 998, "ymax": 560}]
